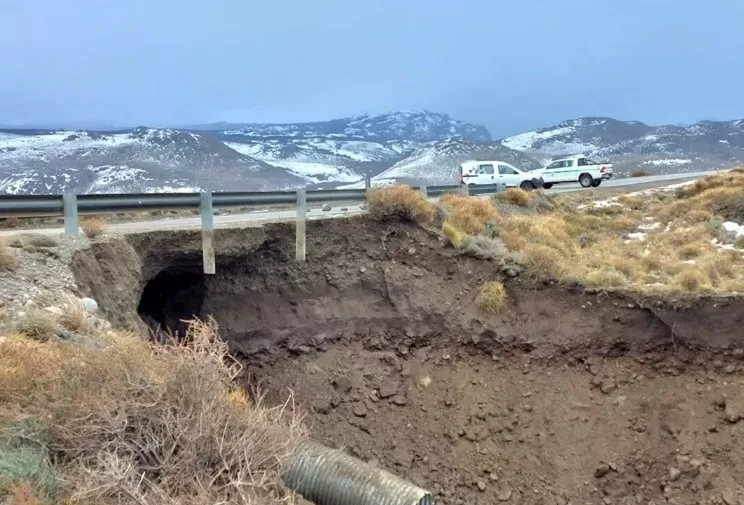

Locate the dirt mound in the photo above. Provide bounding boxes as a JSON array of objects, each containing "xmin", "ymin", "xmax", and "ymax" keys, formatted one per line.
[{"xmin": 68, "ymin": 216, "xmax": 744, "ymax": 505}]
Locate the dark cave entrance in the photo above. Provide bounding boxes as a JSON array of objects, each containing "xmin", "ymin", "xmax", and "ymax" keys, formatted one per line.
[{"xmin": 137, "ymin": 266, "xmax": 208, "ymax": 339}]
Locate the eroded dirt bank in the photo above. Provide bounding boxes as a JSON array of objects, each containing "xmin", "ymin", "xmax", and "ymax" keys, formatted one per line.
[{"xmin": 69, "ymin": 216, "xmax": 744, "ymax": 505}]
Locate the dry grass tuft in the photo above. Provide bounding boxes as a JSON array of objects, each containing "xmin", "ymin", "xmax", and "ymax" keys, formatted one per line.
[
  {"xmin": 6, "ymin": 235, "xmax": 58, "ymax": 249},
  {"xmin": 493, "ymin": 188, "xmax": 532, "ymax": 207},
  {"xmin": 439, "ymin": 193, "xmax": 499, "ymax": 235},
  {"xmin": 81, "ymin": 217, "xmax": 107, "ymax": 238},
  {"xmin": 58, "ymin": 296, "xmax": 90, "ymax": 333},
  {"xmin": 630, "ymin": 169, "xmax": 652, "ymax": 178},
  {"xmin": 367, "ymin": 185, "xmax": 436, "ymax": 223},
  {"xmin": 674, "ymin": 267, "xmax": 710, "ymax": 292},
  {"xmin": 442, "ymin": 221, "xmax": 466, "ymax": 247},
  {"xmin": 12, "ymin": 311, "xmax": 58, "ymax": 342},
  {"xmin": 475, "ymin": 281, "xmax": 508, "ymax": 314},
  {"xmin": 0, "ymin": 317, "xmax": 306, "ymax": 505},
  {"xmin": 0, "ymin": 240, "xmax": 19, "ymax": 271}
]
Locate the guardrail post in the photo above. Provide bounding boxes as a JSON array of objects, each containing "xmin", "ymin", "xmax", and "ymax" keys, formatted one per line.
[
  {"xmin": 420, "ymin": 185, "xmax": 428, "ymax": 198},
  {"xmin": 460, "ymin": 184, "xmax": 470, "ymax": 196},
  {"xmin": 296, "ymin": 189, "xmax": 307, "ymax": 262},
  {"xmin": 365, "ymin": 173, "xmax": 371, "ymax": 189},
  {"xmin": 497, "ymin": 183, "xmax": 505, "ymax": 193},
  {"xmin": 200, "ymin": 192, "xmax": 216, "ymax": 275},
  {"xmin": 62, "ymin": 192, "xmax": 79, "ymax": 237}
]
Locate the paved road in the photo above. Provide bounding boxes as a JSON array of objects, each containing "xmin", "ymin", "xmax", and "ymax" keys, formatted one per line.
[{"xmin": 0, "ymin": 170, "xmax": 723, "ymax": 237}]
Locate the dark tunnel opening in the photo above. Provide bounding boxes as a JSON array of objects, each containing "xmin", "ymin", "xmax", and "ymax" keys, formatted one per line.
[{"xmin": 137, "ymin": 267, "xmax": 208, "ymax": 340}]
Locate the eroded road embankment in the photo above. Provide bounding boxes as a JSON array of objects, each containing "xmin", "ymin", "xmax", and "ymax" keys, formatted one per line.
[{"xmin": 69, "ymin": 216, "xmax": 744, "ymax": 505}]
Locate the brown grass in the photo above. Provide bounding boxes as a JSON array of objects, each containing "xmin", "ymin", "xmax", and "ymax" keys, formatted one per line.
[
  {"xmin": 367, "ymin": 185, "xmax": 436, "ymax": 223},
  {"xmin": 442, "ymin": 221, "xmax": 466, "ymax": 247},
  {"xmin": 0, "ymin": 240, "xmax": 19, "ymax": 271},
  {"xmin": 6, "ymin": 234, "xmax": 58, "ymax": 249},
  {"xmin": 439, "ymin": 193, "xmax": 499, "ymax": 235},
  {"xmin": 475, "ymin": 281, "xmax": 508, "ymax": 314},
  {"xmin": 674, "ymin": 267, "xmax": 710, "ymax": 292},
  {"xmin": 630, "ymin": 169, "xmax": 651, "ymax": 178},
  {"xmin": 81, "ymin": 217, "xmax": 107, "ymax": 238},
  {"xmin": 58, "ymin": 296, "xmax": 89, "ymax": 333},
  {"xmin": 430, "ymin": 169, "xmax": 744, "ymax": 294},
  {"xmin": 493, "ymin": 188, "xmax": 532, "ymax": 207},
  {"xmin": 0, "ymin": 317, "xmax": 306, "ymax": 505}
]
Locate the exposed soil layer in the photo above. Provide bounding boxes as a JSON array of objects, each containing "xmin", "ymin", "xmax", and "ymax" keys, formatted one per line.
[{"xmin": 68, "ymin": 216, "xmax": 744, "ymax": 505}]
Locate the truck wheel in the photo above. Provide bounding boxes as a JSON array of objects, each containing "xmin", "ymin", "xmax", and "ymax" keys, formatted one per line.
[
  {"xmin": 591, "ymin": 179, "xmax": 602, "ymax": 187},
  {"xmin": 579, "ymin": 173, "xmax": 593, "ymax": 188},
  {"xmin": 542, "ymin": 183, "xmax": 553, "ymax": 189},
  {"xmin": 520, "ymin": 181, "xmax": 535, "ymax": 191}
]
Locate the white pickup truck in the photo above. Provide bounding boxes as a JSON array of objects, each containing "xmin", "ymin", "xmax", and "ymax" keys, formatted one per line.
[
  {"xmin": 459, "ymin": 160, "xmax": 544, "ymax": 190},
  {"xmin": 536, "ymin": 156, "xmax": 613, "ymax": 189}
]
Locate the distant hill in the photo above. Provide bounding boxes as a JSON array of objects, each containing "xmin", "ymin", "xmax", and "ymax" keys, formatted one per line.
[
  {"xmin": 500, "ymin": 117, "xmax": 744, "ymax": 175},
  {"xmin": 3, "ymin": 112, "xmax": 744, "ymax": 194}
]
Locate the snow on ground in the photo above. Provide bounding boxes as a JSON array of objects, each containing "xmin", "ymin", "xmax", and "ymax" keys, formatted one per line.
[
  {"xmin": 641, "ymin": 159, "xmax": 692, "ymax": 166},
  {"xmin": 0, "ymin": 131, "xmax": 136, "ymax": 160}
]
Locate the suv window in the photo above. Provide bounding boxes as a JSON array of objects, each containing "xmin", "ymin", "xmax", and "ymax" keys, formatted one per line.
[
  {"xmin": 565, "ymin": 160, "xmax": 574, "ymax": 167},
  {"xmin": 498, "ymin": 165, "xmax": 518, "ymax": 175},
  {"xmin": 577, "ymin": 158, "xmax": 587, "ymax": 166},
  {"xmin": 477, "ymin": 164, "xmax": 494, "ymax": 174},
  {"xmin": 546, "ymin": 161, "xmax": 562, "ymax": 169}
]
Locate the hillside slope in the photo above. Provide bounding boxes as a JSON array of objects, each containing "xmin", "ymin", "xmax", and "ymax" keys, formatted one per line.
[
  {"xmin": 500, "ymin": 117, "xmax": 744, "ymax": 175},
  {"xmin": 0, "ymin": 128, "xmax": 304, "ymax": 194}
]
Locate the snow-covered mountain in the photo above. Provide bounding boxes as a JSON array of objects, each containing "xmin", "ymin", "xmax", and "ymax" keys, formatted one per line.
[
  {"xmin": 341, "ymin": 138, "xmax": 542, "ymax": 188},
  {"xmin": 0, "ymin": 128, "xmax": 305, "ymax": 194},
  {"xmin": 195, "ymin": 110, "xmax": 492, "ymax": 142},
  {"xmin": 5, "ymin": 112, "xmax": 744, "ymax": 195},
  {"xmin": 500, "ymin": 117, "xmax": 744, "ymax": 175},
  {"xmin": 0, "ymin": 111, "xmax": 491, "ymax": 194}
]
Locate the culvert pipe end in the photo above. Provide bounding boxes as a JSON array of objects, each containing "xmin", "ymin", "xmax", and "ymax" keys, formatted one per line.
[{"xmin": 282, "ymin": 440, "xmax": 434, "ymax": 505}]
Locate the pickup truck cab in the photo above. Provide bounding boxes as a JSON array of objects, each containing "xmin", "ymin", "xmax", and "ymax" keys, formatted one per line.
[
  {"xmin": 537, "ymin": 156, "xmax": 613, "ymax": 189},
  {"xmin": 459, "ymin": 160, "xmax": 543, "ymax": 190}
]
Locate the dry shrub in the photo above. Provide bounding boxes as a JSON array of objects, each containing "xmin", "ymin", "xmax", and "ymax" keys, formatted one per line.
[
  {"xmin": 475, "ymin": 281, "xmax": 507, "ymax": 314},
  {"xmin": 459, "ymin": 235, "xmax": 508, "ymax": 260},
  {"xmin": 678, "ymin": 241, "xmax": 709, "ymax": 260},
  {"xmin": 0, "ymin": 241, "xmax": 19, "ymax": 271},
  {"xmin": 674, "ymin": 267, "xmax": 709, "ymax": 292},
  {"xmin": 493, "ymin": 188, "xmax": 532, "ymax": 207},
  {"xmin": 521, "ymin": 243, "xmax": 567, "ymax": 279},
  {"xmin": 6, "ymin": 235, "xmax": 58, "ymax": 249},
  {"xmin": 58, "ymin": 296, "xmax": 89, "ymax": 333},
  {"xmin": 735, "ymin": 236, "xmax": 744, "ymax": 249},
  {"xmin": 8, "ymin": 482, "xmax": 40, "ymax": 505},
  {"xmin": 0, "ymin": 217, "xmax": 21, "ymax": 229},
  {"xmin": 616, "ymin": 194, "xmax": 647, "ymax": 211},
  {"xmin": 630, "ymin": 169, "xmax": 651, "ymax": 178},
  {"xmin": 442, "ymin": 221, "xmax": 466, "ymax": 247},
  {"xmin": 81, "ymin": 217, "xmax": 107, "ymax": 238},
  {"xmin": 367, "ymin": 185, "xmax": 435, "ymax": 223},
  {"xmin": 0, "ymin": 318, "xmax": 306, "ymax": 505},
  {"xmin": 440, "ymin": 194, "xmax": 499, "ymax": 235},
  {"xmin": 583, "ymin": 269, "xmax": 629, "ymax": 288},
  {"xmin": 676, "ymin": 172, "xmax": 744, "ymax": 199},
  {"xmin": 13, "ymin": 311, "xmax": 58, "ymax": 342}
]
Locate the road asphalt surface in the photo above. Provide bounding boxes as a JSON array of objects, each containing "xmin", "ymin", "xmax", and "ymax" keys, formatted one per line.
[{"xmin": 0, "ymin": 170, "xmax": 723, "ymax": 237}]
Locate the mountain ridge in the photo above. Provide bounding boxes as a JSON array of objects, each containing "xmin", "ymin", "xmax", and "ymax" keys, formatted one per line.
[{"xmin": 2, "ymin": 112, "xmax": 744, "ymax": 195}]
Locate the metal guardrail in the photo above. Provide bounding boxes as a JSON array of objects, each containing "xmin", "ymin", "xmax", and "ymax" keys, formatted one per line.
[{"xmin": 0, "ymin": 181, "xmax": 506, "ymax": 273}]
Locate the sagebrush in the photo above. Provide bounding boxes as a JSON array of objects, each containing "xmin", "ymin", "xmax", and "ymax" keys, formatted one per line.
[
  {"xmin": 0, "ymin": 318, "xmax": 306, "ymax": 505},
  {"xmin": 366, "ymin": 185, "xmax": 436, "ymax": 223}
]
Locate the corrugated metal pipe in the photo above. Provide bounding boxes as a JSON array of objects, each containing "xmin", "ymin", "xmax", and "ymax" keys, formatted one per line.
[{"xmin": 282, "ymin": 439, "xmax": 434, "ymax": 505}]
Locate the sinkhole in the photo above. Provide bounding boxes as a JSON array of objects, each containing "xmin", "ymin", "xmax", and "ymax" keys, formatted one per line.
[{"xmin": 137, "ymin": 266, "xmax": 208, "ymax": 338}]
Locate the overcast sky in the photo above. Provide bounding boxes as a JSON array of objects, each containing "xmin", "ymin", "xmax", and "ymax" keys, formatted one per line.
[{"xmin": 1, "ymin": 0, "xmax": 742, "ymax": 138}]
